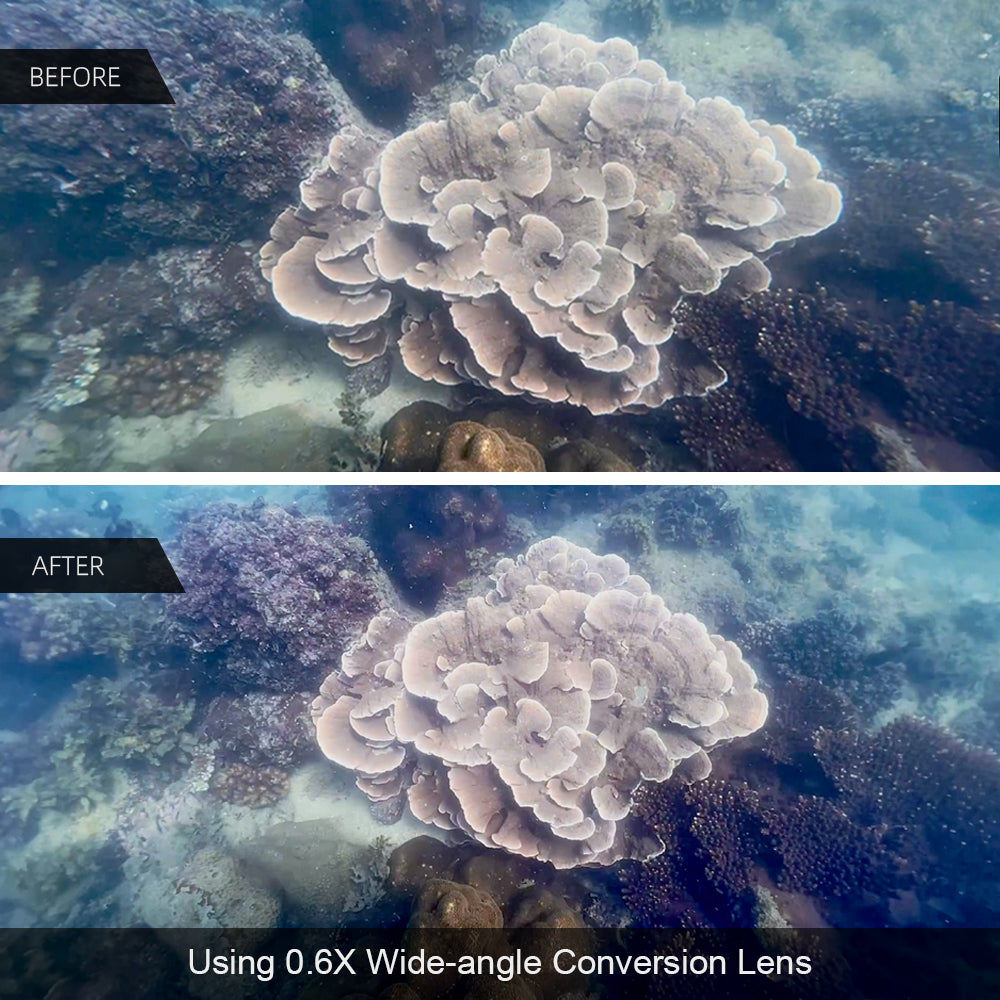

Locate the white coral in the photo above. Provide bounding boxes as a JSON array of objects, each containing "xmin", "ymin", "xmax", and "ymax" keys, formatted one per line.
[
  {"xmin": 264, "ymin": 23, "xmax": 841, "ymax": 414},
  {"xmin": 312, "ymin": 537, "xmax": 768, "ymax": 868}
]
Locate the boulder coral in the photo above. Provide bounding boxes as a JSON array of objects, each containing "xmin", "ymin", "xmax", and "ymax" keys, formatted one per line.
[
  {"xmin": 263, "ymin": 23, "xmax": 841, "ymax": 415},
  {"xmin": 311, "ymin": 537, "xmax": 768, "ymax": 868}
]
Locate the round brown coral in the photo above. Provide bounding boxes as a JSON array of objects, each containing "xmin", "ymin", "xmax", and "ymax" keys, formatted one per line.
[{"xmin": 438, "ymin": 421, "xmax": 545, "ymax": 472}]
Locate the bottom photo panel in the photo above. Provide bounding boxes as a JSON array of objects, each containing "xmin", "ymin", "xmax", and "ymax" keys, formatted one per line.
[{"xmin": 0, "ymin": 484, "xmax": 997, "ymax": 998}]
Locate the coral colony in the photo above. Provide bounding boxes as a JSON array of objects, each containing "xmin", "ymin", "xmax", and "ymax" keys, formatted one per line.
[
  {"xmin": 312, "ymin": 537, "xmax": 767, "ymax": 867},
  {"xmin": 264, "ymin": 24, "xmax": 841, "ymax": 414}
]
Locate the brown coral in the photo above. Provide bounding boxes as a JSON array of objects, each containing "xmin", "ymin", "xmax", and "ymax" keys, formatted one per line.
[
  {"xmin": 312, "ymin": 537, "xmax": 767, "ymax": 868},
  {"xmin": 438, "ymin": 421, "xmax": 545, "ymax": 472},
  {"xmin": 263, "ymin": 23, "xmax": 841, "ymax": 415}
]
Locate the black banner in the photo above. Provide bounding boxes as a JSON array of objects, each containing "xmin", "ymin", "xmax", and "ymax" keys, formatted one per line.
[
  {"xmin": 0, "ymin": 928, "xmax": 995, "ymax": 999},
  {"xmin": 0, "ymin": 538, "xmax": 184, "ymax": 593},
  {"xmin": 0, "ymin": 48, "xmax": 174, "ymax": 104}
]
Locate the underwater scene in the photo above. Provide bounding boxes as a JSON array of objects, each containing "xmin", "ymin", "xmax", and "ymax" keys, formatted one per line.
[
  {"xmin": 0, "ymin": 483, "xmax": 998, "ymax": 938},
  {"xmin": 0, "ymin": 0, "xmax": 997, "ymax": 472}
]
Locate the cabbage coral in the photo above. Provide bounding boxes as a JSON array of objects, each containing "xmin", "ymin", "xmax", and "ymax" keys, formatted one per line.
[
  {"xmin": 263, "ymin": 22, "xmax": 841, "ymax": 414},
  {"xmin": 312, "ymin": 537, "xmax": 768, "ymax": 867}
]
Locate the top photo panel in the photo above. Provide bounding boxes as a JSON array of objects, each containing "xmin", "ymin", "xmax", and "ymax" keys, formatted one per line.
[{"xmin": 1, "ymin": 2, "xmax": 996, "ymax": 473}]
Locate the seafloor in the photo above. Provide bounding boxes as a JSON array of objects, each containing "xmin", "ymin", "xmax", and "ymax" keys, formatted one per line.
[
  {"xmin": 0, "ymin": 484, "xmax": 997, "ymax": 934},
  {"xmin": 0, "ymin": 0, "xmax": 997, "ymax": 471}
]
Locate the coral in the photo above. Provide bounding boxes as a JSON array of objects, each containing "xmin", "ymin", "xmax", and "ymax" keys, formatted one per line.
[
  {"xmin": 263, "ymin": 23, "xmax": 841, "ymax": 415},
  {"xmin": 438, "ymin": 422, "xmax": 545, "ymax": 472},
  {"xmin": 761, "ymin": 795, "xmax": 897, "ymax": 900},
  {"xmin": 410, "ymin": 879, "xmax": 503, "ymax": 928},
  {"xmin": 598, "ymin": 512, "xmax": 656, "ymax": 560},
  {"xmin": 38, "ymin": 245, "xmax": 271, "ymax": 416},
  {"xmin": 379, "ymin": 400, "xmax": 645, "ymax": 472},
  {"xmin": 312, "ymin": 537, "xmax": 768, "ymax": 867},
  {"xmin": 814, "ymin": 719, "xmax": 1000, "ymax": 916},
  {"xmin": 738, "ymin": 610, "xmax": 906, "ymax": 712},
  {"xmin": 210, "ymin": 763, "xmax": 289, "ymax": 808},
  {"xmin": 0, "ymin": 0, "xmax": 363, "ymax": 250},
  {"xmin": 167, "ymin": 500, "xmax": 390, "ymax": 691},
  {"xmin": 200, "ymin": 692, "xmax": 315, "ymax": 768},
  {"xmin": 2, "ymin": 673, "xmax": 196, "ymax": 829},
  {"xmin": 755, "ymin": 675, "xmax": 858, "ymax": 766},
  {"xmin": 546, "ymin": 441, "xmax": 635, "ymax": 472},
  {"xmin": 380, "ymin": 401, "xmax": 457, "ymax": 471},
  {"xmin": 363, "ymin": 487, "xmax": 508, "ymax": 607},
  {"xmin": 653, "ymin": 486, "xmax": 741, "ymax": 549},
  {"xmin": 602, "ymin": 0, "xmax": 663, "ymax": 41}
]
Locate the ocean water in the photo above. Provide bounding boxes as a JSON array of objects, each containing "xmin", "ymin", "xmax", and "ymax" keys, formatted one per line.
[
  {"xmin": 0, "ymin": 484, "xmax": 997, "ymax": 932},
  {"xmin": 0, "ymin": 0, "xmax": 996, "ymax": 472}
]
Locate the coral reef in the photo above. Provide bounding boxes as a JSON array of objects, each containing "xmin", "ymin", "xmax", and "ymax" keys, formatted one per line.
[
  {"xmin": 312, "ymin": 537, "xmax": 767, "ymax": 867},
  {"xmin": 598, "ymin": 486, "xmax": 740, "ymax": 561},
  {"xmin": 1, "ymin": 672, "xmax": 196, "ymax": 830},
  {"xmin": 814, "ymin": 718, "xmax": 1000, "ymax": 918},
  {"xmin": 263, "ymin": 23, "xmax": 841, "ymax": 415},
  {"xmin": 167, "ymin": 499, "xmax": 390, "ymax": 691},
  {"xmin": 0, "ymin": 0, "xmax": 362, "ymax": 251}
]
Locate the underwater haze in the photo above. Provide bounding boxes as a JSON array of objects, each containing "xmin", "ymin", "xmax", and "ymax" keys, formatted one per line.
[
  {"xmin": 0, "ymin": 484, "xmax": 998, "ymax": 930},
  {"xmin": 0, "ymin": 0, "xmax": 997, "ymax": 472}
]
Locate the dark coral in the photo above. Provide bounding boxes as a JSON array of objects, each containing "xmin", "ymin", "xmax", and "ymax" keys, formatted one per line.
[
  {"xmin": 596, "ymin": 486, "xmax": 741, "ymax": 561},
  {"xmin": 653, "ymin": 486, "xmax": 742, "ymax": 550},
  {"xmin": 0, "ymin": 0, "xmax": 361, "ymax": 253},
  {"xmin": 302, "ymin": 0, "xmax": 481, "ymax": 125},
  {"xmin": 200, "ymin": 692, "xmax": 315, "ymax": 768},
  {"xmin": 167, "ymin": 499, "xmax": 389, "ymax": 691},
  {"xmin": 756, "ymin": 675, "xmax": 858, "ymax": 767},
  {"xmin": 738, "ymin": 610, "xmax": 906, "ymax": 713},
  {"xmin": 762, "ymin": 796, "xmax": 898, "ymax": 901},
  {"xmin": 623, "ymin": 705, "xmax": 1000, "ymax": 928},
  {"xmin": 814, "ymin": 719, "xmax": 1000, "ymax": 918},
  {"xmin": 660, "ymin": 153, "xmax": 1000, "ymax": 472},
  {"xmin": 362, "ymin": 487, "xmax": 507, "ymax": 608}
]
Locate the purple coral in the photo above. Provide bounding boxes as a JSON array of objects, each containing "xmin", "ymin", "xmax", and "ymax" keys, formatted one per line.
[{"xmin": 167, "ymin": 500, "xmax": 390, "ymax": 692}]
